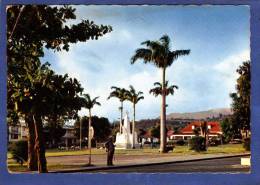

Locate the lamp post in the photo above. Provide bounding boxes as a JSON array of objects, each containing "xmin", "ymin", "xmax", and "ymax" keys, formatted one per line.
[{"xmin": 79, "ymin": 120, "xmax": 82, "ymax": 150}]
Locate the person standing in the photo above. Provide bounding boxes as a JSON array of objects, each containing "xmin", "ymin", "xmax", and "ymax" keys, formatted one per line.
[{"xmin": 105, "ymin": 137, "xmax": 115, "ymax": 166}]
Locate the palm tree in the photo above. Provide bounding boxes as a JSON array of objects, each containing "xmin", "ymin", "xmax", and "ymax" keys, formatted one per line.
[
  {"xmin": 108, "ymin": 86, "xmax": 128, "ymax": 133},
  {"xmin": 131, "ymin": 34, "xmax": 190, "ymax": 152},
  {"xmin": 126, "ymin": 85, "xmax": 144, "ymax": 149},
  {"xmin": 82, "ymin": 94, "xmax": 101, "ymax": 165},
  {"xmin": 149, "ymin": 81, "xmax": 178, "ymax": 97}
]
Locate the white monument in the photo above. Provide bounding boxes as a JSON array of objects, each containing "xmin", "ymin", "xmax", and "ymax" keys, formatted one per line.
[{"xmin": 115, "ymin": 112, "xmax": 139, "ymax": 149}]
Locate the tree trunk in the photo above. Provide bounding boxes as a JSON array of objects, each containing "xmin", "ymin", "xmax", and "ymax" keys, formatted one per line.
[
  {"xmin": 120, "ymin": 101, "xmax": 123, "ymax": 133},
  {"xmin": 33, "ymin": 114, "xmax": 47, "ymax": 173},
  {"xmin": 160, "ymin": 67, "xmax": 166, "ymax": 153},
  {"xmin": 132, "ymin": 104, "xmax": 136, "ymax": 149},
  {"xmin": 88, "ymin": 110, "xmax": 92, "ymax": 165},
  {"xmin": 25, "ymin": 114, "xmax": 37, "ymax": 171}
]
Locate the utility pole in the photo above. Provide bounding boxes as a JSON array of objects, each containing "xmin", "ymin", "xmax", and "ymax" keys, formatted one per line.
[{"xmin": 80, "ymin": 120, "xmax": 82, "ymax": 150}]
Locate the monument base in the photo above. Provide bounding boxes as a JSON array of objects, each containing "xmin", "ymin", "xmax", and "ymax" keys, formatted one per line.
[{"xmin": 115, "ymin": 132, "xmax": 140, "ymax": 149}]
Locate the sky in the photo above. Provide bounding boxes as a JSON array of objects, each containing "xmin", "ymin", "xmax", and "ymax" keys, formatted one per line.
[{"xmin": 42, "ymin": 5, "xmax": 250, "ymax": 122}]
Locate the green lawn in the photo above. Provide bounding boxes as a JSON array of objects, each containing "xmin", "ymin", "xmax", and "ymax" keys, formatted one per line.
[
  {"xmin": 7, "ymin": 144, "xmax": 248, "ymax": 172},
  {"xmin": 8, "ymin": 160, "xmax": 85, "ymax": 173},
  {"xmin": 8, "ymin": 144, "xmax": 247, "ymax": 159},
  {"xmin": 44, "ymin": 143, "xmax": 247, "ymax": 157}
]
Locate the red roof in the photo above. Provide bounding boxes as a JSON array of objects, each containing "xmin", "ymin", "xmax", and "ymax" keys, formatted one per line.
[
  {"xmin": 180, "ymin": 121, "xmax": 222, "ymax": 134},
  {"xmin": 167, "ymin": 130, "xmax": 175, "ymax": 137}
]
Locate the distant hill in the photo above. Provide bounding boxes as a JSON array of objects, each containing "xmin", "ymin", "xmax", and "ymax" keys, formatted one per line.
[
  {"xmin": 166, "ymin": 108, "xmax": 232, "ymax": 120},
  {"xmin": 135, "ymin": 108, "xmax": 232, "ymax": 132}
]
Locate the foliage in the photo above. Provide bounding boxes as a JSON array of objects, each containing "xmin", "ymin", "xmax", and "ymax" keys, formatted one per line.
[
  {"xmin": 189, "ymin": 136, "xmax": 206, "ymax": 152},
  {"xmin": 149, "ymin": 81, "xmax": 178, "ymax": 97},
  {"xmin": 131, "ymin": 35, "xmax": 190, "ymax": 68},
  {"xmin": 208, "ymin": 137, "xmax": 221, "ymax": 146},
  {"xmin": 108, "ymin": 86, "xmax": 129, "ymax": 103},
  {"xmin": 175, "ymin": 139, "xmax": 185, "ymax": 146},
  {"xmin": 44, "ymin": 124, "xmax": 66, "ymax": 148},
  {"xmin": 7, "ymin": 5, "xmax": 112, "ymax": 172},
  {"xmin": 243, "ymin": 137, "xmax": 250, "ymax": 151},
  {"xmin": 75, "ymin": 116, "xmax": 112, "ymax": 142},
  {"xmin": 150, "ymin": 125, "xmax": 160, "ymax": 139},
  {"xmin": 125, "ymin": 85, "xmax": 144, "ymax": 105},
  {"xmin": 220, "ymin": 117, "xmax": 240, "ymax": 142},
  {"xmin": 82, "ymin": 94, "xmax": 101, "ymax": 110},
  {"xmin": 9, "ymin": 140, "xmax": 28, "ymax": 165},
  {"xmin": 230, "ymin": 61, "xmax": 250, "ymax": 139},
  {"xmin": 193, "ymin": 127, "xmax": 200, "ymax": 136}
]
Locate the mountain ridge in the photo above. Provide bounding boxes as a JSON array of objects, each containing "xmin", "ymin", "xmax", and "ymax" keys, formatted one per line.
[{"xmin": 166, "ymin": 108, "xmax": 232, "ymax": 120}]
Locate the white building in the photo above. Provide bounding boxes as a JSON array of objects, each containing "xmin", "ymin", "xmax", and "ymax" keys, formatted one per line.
[{"xmin": 8, "ymin": 119, "xmax": 28, "ymax": 142}]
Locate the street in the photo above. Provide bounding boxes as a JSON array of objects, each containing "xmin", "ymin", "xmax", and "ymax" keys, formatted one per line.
[{"xmin": 86, "ymin": 156, "xmax": 250, "ymax": 173}]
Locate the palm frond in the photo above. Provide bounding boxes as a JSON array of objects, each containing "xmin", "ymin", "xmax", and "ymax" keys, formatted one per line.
[
  {"xmin": 149, "ymin": 87, "xmax": 162, "ymax": 97},
  {"xmin": 137, "ymin": 96, "xmax": 144, "ymax": 102},
  {"xmin": 167, "ymin": 49, "xmax": 190, "ymax": 66},
  {"xmin": 131, "ymin": 48, "xmax": 152, "ymax": 64},
  {"xmin": 159, "ymin": 34, "xmax": 170, "ymax": 49},
  {"xmin": 153, "ymin": 82, "xmax": 162, "ymax": 87},
  {"xmin": 137, "ymin": 91, "xmax": 143, "ymax": 96}
]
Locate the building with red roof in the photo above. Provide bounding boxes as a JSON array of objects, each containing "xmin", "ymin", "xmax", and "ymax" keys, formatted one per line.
[{"xmin": 168, "ymin": 121, "xmax": 223, "ymax": 141}]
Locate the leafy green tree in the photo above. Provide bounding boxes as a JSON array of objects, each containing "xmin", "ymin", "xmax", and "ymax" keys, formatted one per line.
[
  {"xmin": 75, "ymin": 116, "xmax": 112, "ymax": 143},
  {"xmin": 220, "ymin": 117, "xmax": 240, "ymax": 142},
  {"xmin": 7, "ymin": 5, "xmax": 112, "ymax": 172},
  {"xmin": 43, "ymin": 124, "xmax": 66, "ymax": 148},
  {"xmin": 131, "ymin": 35, "xmax": 190, "ymax": 152},
  {"xmin": 125, "ymin": 85, "xmax": 144, "ymax": 148},
  {"xmin": 107, "ymin": 87, "xmax": 129, "ymax": 133},
  {"xmin": 230, "ymin": 61, "xmax": 250, "ymax": 139},
  {"xmin": 150, "ymin": 125, "xmax": 160, "ymax": 140}
]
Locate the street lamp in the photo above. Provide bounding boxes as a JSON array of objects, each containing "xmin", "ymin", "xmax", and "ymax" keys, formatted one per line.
[{"xmin": 79, "ymin": 120, "xmax": 82, "ymax": 150}]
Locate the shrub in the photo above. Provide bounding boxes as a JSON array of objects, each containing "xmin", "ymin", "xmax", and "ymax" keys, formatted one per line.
[
  {"xmin": 243, "ymin": 137, "xmax": 250, "ymax": 151},
  {"xmin": 189, "ymin": 136, "xmax": 206, "ymax": 152},
  {"xmin": 209, "ymin": 137, "xmax": 221, "ymax": 146},
  {"xmin": 176, "ymin": 139, "xmax": 185, "ymax": 146},
  {"xmin": 9, "ymin": 140, "xmax": 28, "ymax": 165}
]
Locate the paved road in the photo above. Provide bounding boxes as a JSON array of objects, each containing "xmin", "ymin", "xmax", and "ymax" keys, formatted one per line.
[{"xmin": 87, "ymin": 156, "xmax": 250, "ymax": 173}]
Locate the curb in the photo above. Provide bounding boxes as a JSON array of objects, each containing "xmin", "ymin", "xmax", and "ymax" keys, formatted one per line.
[{"xmin": 50, "ymin": 153, "xmax": 250, "ymax": 173}]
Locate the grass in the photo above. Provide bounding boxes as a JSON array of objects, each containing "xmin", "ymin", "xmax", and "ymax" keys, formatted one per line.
[
  {"xmin": 8, "ymin": 161, "xmax": 86, "ymax": 173},
  {"xmin": 7, "ymin": 144, "xmax": 247, "ymax": 158},
  {"xmin": 44, "ymin": 144, "xmax": 247, "ymax": 157},
  {"xmin": 7, "ymin": 144, "xmax": 248, "ymax": 173}
]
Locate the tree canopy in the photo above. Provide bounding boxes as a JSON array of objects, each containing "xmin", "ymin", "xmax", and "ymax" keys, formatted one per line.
[
  {"xmin": 7, "ymin": 5, "xmax": 112, "ymax": 172},
  {"xmin": 230, "ymin": 61, "xmax": 250, "ymax": 138},
  {"xmin": 74, "ymin": 116, "xmax": 112, "ymax": 143}
]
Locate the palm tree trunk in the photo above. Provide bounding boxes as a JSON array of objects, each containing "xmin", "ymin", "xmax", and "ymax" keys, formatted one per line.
[
  {"xmin": 33, "ymin": 114, "xmax": 47, "ymax": 173},
  {"xmin": 120, "ymin": 101, "xmax": 123, "ymax": 133},
  {"xmin": 132, "ymin": 104, "xmax": 136, "ymax": 149},
  {"xmin": 26, "ymin": 114, "xmax": 37, "ymax": 171},
  {"xmin": 160, "ymin": 67, "xmax": 166, "ymax": 153},
  {"xmin": 88, "ymin": 109, "xmax": 92, "ymax": 165}
]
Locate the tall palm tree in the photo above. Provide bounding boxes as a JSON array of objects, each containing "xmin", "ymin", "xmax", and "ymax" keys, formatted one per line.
[
  {"xmin": 82, "ymin": 94, "xmax": 101, "ymax": 165},
  {"xmin": 126, "ymin": 85, "xmax": 144, "ymax": 149},
  {"xmin": 131, "ymin": 34, "xmax": 190, "ymax": 152},
  {"xmin": 149, "ymin": 81, "xmax": 178, "ymax": 97},
  {"xmin": 108, "ymin": 86, "xmax": 128, "ymax": 133}
]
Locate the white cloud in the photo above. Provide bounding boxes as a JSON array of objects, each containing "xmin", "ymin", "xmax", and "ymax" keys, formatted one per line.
[
  {"xmin": 213, "ymin": 49, "xmax": 250, "ymax": 93},
  {"xmin": 53, "ymin": 49, "xmax": 250, "ymax": 121}
]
